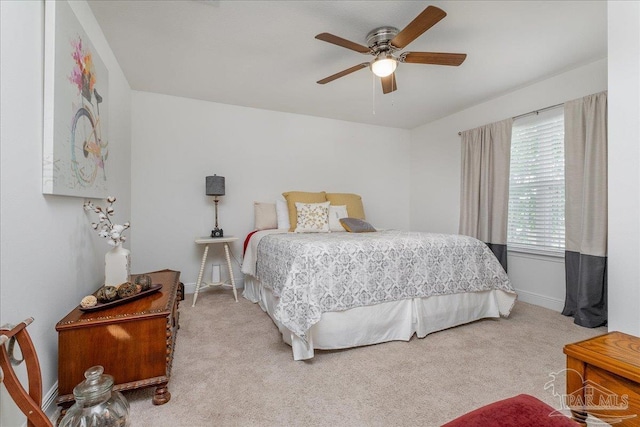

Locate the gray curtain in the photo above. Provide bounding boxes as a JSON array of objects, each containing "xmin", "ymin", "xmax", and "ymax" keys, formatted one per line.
[
  {"xmin": 562, "ymin": 91, "xmax": 608, "ymax": 327},
  {"xmin": 459, "ymin": 118, "xmax": 513, "ymax": 272}
]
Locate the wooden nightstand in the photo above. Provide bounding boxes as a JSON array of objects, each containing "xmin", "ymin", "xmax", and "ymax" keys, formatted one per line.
[
  {"xmin": 564, "ymin": 331, "xmax": 640, "ymax": 426},
  {"xmin": 56, "ymin": 269, "xmax": 181, "ymax": 408},
  {"xmin": 192, "ymin": 236, "xmax": 239, "ymax": 306}
]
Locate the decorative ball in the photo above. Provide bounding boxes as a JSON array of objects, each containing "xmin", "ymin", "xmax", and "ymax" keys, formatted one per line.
[
  {"xmin": 117, "ymin": 282, "xmax": 138, "ymax": 298},
  {"xmin": 96, "ymin": 286, "xmax": 119, "ymax": 303},
  {"xmin": 134, "ymin": 274, "xmax": 152, "ymax": 292},
  {"xmin": 80, "ymin": 295, "xmax": 98, "ymax": 308}
]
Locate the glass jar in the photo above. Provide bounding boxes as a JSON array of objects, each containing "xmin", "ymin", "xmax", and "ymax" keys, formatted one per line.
[{"xmin": 59, "ymin": 365, "xmax": 130, "ymax": 427}]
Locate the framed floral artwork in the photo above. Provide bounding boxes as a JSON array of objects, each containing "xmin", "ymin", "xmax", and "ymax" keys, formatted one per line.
[{"xmin": 43, "ymin": 0, "xmax": 109, "ymax": 197}]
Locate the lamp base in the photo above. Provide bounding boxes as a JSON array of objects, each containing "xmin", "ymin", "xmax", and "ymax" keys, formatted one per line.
[{"xmin": 211, "ymin": 228, "xmax": 224, "ymax": 238}]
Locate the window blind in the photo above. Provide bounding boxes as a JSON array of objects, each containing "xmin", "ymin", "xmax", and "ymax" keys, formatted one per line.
[{"xmin": 508, "ymin": 107, "xmax": 565, "ymax": 254}]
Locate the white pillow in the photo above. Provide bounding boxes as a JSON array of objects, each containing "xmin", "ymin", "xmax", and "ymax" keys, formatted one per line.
[
  {"xmin": 275, "ymin": 199, "xmax": 290, "ymax": 230},
  {"xmin": 294, "ymin": 201, "xmax": 330, "ymax": 233},
  {"xmin": 254, "ymin": 202, "xmax": 277, "ymax": 230},
  {"xmin": 329, "ymin": 205, "xmax": 348, "ymax": 231}
]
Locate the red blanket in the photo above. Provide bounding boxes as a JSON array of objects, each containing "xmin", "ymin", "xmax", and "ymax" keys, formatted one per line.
[{"xmin": 243, "ymin": 230, "xmax": 260, "ymax": 257}]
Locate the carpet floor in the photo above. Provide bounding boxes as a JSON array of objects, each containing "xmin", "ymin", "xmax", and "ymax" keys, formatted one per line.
[{"xmin": 125, "ymin": 288, "xmax": 605, "ymax": 426}]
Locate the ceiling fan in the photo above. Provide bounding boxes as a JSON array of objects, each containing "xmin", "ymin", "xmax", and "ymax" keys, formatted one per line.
[{"xmin": 315, "ymin": 5, "xmax": 466, "ymax": 94}]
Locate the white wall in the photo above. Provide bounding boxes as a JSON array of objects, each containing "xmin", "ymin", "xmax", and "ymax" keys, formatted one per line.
[
  {"xmin": 409, "ymin": 58, "xmax": 607, "ymax": 311},
  {"xmin": 130, "ymin": 92, "xmax": 411, "ymax": 291},
  {"xmin": 0, "ymin": 1, "xmax": 131, "ymax": 425},
  {"xmin": 1, "ymin": 4, "xmax": 636, "ymax": 426},
  {"xmin": 608, "ymin": 1, "xmax": 640, "ymax": 336}
]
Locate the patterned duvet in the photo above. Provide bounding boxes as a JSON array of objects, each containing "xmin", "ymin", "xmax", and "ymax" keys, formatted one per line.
[{"xmin": 255, "ymin": 230, "xmax": 515, "ymax": 343}]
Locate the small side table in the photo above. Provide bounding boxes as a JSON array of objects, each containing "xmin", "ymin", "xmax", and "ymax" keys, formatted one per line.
[
  {"xmin": 564, "ymin": 331, "xmax": 640, "ymax": 426},
  {"xmin": 193, "ymin": 236, "xmax": 239, "ymax": 307}
]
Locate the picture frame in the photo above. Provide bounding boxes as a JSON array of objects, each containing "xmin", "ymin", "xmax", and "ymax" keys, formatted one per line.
[{"xmin": 43, "ymin": 0, "xmax": 109, "ymax": 198}]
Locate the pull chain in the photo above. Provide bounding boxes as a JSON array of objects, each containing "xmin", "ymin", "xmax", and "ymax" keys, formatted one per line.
[
  {"xmin": 391, "ymin": 78, "xmax": 395, "ymax": 108},
  {"xmin": 372, "ymin": 72, "xmax": 376, "ymax": 115}
]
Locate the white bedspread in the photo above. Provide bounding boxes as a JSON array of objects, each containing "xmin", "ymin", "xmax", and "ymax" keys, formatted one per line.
[
  {"xmin": 241, "ymin": 229, "xmax": 288, "ymax": 277},
  {"xmin": 249, "ymin": 230, "xmax": 515, "ymax": 343}
]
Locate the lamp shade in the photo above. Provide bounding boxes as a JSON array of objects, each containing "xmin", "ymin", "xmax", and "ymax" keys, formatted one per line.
[
  {"xmin": 205, "ymin": 175, "xmax": 225, "ymax": 196},
  {"xmin": 371, "ymin": 57, "xmax": 397, "ymax": 78}
]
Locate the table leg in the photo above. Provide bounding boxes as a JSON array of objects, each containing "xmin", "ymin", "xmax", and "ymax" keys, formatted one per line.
[
  {"xmin": 192, "ymin": 244, "xmax": 209, "ymax": 307},
  {"xmin": 566, "ymin": 356, "xmax": 588, "ymax": 426},
  {"xmin": 224, "ymin": 243, "xmax": 238, "ymax": 302},
  {"xmin": 153, "ymin": 383, "xmax": 171, "ymax": 405}
]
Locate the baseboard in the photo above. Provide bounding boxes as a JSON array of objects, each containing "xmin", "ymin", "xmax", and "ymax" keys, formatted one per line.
[
  {"xmin": 31, "ymin": 381, "xmax": 60, "ymax": 426},
  {"xmin": 184, "ymin": 282, "xmax": 196, "ymax": 294},
  {"xmin": 514, "ymin": 288, "xmax": 565, "ymax": 312},
  {"xmin": 183, "ymin": 279, "xmax": 244, "ymax": 295}
]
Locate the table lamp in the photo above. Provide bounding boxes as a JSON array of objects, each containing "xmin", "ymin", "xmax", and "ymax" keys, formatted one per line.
[{"xmin": 206, "ymin": 175, "xmax": 225, "ymax": 237}]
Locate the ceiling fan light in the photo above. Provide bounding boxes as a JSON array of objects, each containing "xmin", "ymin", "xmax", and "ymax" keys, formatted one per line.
[{"xmin": 371, "ymin": 57, "xmax": 397, "ymax": 78}]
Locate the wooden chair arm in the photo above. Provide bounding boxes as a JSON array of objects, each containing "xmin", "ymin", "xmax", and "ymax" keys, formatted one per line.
[{"xmin": 0, "ymin": 317, "xmax": 53, "ymax": 427}]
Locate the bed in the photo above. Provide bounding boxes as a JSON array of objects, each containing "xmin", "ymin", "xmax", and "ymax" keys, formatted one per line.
[{"xmin": 241, "ymin": 228, "xmax": 517, "ymax": 360}]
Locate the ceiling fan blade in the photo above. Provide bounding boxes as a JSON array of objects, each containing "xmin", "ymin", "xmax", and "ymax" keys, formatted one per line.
[
  {"xmin": 390, "ymin": 6, "xmax": 447, "ymax": 49},
  {"xmin": 381, "ymin": 73, "xmax": 397, "ymax": 94},
  {"xmin": 315, "ymin": 33, "xmax": 370, "ymax": 54},
  {"xmin": 400, "ymin": 52, "xmax": 467, "ymax": 66},
  {"xmin": 317, "ymin": 63, "xmax": 370, "ymax": 85}
]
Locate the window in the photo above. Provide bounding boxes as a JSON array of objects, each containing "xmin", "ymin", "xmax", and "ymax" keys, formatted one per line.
[{"xmin": 507, "ymin": 107, "xmax": 565, "ymax": 255}]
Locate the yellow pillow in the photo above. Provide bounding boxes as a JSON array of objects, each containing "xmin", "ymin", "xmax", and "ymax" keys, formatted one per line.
[
  {"xmin": 326, "ymin": 193, "xmax": 365, "ymax": 220},
  {"xmin": 282, "ymin": 191, "xmax": 327, "ymax": 231}
]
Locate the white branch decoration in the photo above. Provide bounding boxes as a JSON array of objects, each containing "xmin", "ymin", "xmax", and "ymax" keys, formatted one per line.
[{"xmin": 83, "ymin": 196, "xmax": 130, "ymax": 247}]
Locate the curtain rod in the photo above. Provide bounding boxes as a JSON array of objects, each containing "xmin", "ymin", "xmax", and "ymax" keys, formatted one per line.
[{"xmin": 457, "ymin": 102, "xmax": 564, "ymax": 136}]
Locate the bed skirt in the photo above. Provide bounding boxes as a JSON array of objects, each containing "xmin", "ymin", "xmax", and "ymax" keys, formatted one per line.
[{"xmin": 243, "ymin": 275, "xmax": 516, "ymax": 360}]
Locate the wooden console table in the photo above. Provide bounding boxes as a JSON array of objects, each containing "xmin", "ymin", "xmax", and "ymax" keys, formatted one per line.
[
  {"xmin": 56, "ymin": 269, "xmax": 181, "ymax": 408},
  {"xmin": 564, "ymin": 331, "xmax": 640, "ymax": 426}
]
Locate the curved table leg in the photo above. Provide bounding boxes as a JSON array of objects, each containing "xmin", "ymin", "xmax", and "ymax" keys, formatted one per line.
[
  {"xmin": 192, "ymin": 244, "xmax": 209, "ymax": 307},
  {"xmin": 224, "ymin": 243, "xmax": 238, "ymax": 302}
]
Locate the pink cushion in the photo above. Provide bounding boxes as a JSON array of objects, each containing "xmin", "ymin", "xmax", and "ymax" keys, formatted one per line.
[{"xmin": 442, "ymin": 394, "xmax": 580, "ymax": 427}]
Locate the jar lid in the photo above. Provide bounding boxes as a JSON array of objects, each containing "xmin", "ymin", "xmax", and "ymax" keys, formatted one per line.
[{"xmin": 72, "ymin": 365, "xmax": 114, "ymax": 401}]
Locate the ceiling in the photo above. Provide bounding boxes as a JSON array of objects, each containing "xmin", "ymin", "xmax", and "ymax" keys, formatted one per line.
[{"xmin": 88, "ymin": 0, "xmax": 607, "ymax": 130}]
